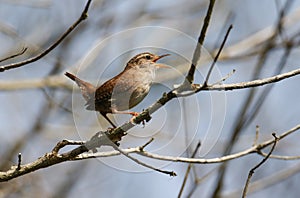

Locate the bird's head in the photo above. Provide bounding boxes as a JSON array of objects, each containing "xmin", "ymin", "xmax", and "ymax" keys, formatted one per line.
[{"xmin": 125, "ymin": 52, "xmax": 170, "ymax": 70}]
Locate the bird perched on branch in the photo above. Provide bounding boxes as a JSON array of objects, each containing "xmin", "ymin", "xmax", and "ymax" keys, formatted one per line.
[{"xmin": 65, "ymin": 52, "xmax": 170, "ymax": 128}]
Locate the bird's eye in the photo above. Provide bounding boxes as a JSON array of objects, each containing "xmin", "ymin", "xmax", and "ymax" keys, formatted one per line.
[{"xmin": 145, "ymin": 55, "xmax": 151, "ymax": 60}]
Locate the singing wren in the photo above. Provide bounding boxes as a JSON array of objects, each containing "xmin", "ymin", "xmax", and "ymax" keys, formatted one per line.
[{"xmin": 65, "ymin": 52, "xmax": 170, "ymax": 127}]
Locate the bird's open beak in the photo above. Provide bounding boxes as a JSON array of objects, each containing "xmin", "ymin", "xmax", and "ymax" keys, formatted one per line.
[
  {"xmin": 153, "ymin": 54, "xmax": 171, "ymax": 69},
  {"xmin": 153, "ymin": 54, "xmax": 170, "ymax": 62}
]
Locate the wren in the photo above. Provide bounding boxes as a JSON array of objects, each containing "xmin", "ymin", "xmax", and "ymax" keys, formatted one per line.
[{"xmin": 65, "ymin": 52, "xmax": 170, "ymax": 127}]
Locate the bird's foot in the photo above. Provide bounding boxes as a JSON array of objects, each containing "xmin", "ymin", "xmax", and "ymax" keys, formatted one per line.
[
  {"xmin": 130, "ymin": 112, "xmax": 145, "ymax": 127},
  {"xmin": 107, "ymin": 127, "xmax": 116, "ymax": 131}
]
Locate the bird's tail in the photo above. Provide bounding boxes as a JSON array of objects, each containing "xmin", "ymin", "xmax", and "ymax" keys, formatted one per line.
[{"xmin": 65, "ymin": 72, "xmax": 96, "ymax": 104}]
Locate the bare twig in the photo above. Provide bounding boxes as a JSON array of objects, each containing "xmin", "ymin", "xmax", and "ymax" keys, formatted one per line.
[
  {"xmin": 211, "ymin": 69, "xmax": 236, "ymax": 86},
  {"xmin": 178, "ymin": 141, "xmax": 201, "ymax": 198},
  {"xmin": 107, "ymin": 136, "xmax": 176, "ymax": 177},
  {"xmin": 225, "ymin": 162, "xmax": 300, "ymax": 197},
  {"xmin": 0, "ymin": 47, "xmax": 27, "ymax": 63},
  {"xmin": 1, "ymin": 123, "xmax": 298, "ymax": 182},
  {"xmin": 134, "ymin": 125, "xmax": 299, "ymax": 164},
  {"xmin": 213, "ymin": 11, "xmax": 235, "ymax": 49},
  {"xmin": 186, "ymin": 0, "xmax": 216, "ymax": 83},
  {"xmin": 17, "ymin": 153, "xmax": 21, "ymax": 171},
  {"xmin": 257, "ymin": 152, "xmax": 300, "ymax": 160},
  {"xmin": 203, "ymin": 25, "xmax": 233, "ymax": 86},
  {"xmin": 253, "ymin": 125, "xmax": 260, "ymax": 147},
  {"xmin": 175, "ymin": 24, "xmax": 233, "ymax": 96},
  {"xmin": 77, "ymin": 124, "xmax": 300, "ymax": 164},
  {"xmin": 139, "ymin": 138, "xmax": 154, "ymax": 151},
  {"xmin": 52, "ymin": 139, "xmax": 86, "ymax": 154},
  {"xmin": 0, "ymin": 0, "xmax": 92, "ymax": 72},
  {"xmin": 242, "ymin": 133, "xmax": 278, "ymax": 198},
  {"xmin": 190, "ymin": 66, "xmax": 300, "ymax": 92}
]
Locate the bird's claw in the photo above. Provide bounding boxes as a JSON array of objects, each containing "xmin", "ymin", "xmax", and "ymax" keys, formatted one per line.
[{"xmin": 130, "ymin": 112, "xmax": 146, "ymax": 127}]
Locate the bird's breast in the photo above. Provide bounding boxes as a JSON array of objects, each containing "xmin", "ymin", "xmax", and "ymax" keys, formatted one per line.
[
  {"xmin": 93, "ymin": 67, "xmax": 156, "ymax": 112},
  {"xmin": 110, "ymin": 68, "xmax": 155, "ymax": 110}
]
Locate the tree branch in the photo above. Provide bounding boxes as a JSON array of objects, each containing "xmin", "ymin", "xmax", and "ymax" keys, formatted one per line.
[
  {"xmin": 242, "ymin": 133, "xmax": 278, "ymax": 198},
  {"xmin": 186, "ymin": 0, "xmax": 216, "ymax": 83},
  {"xmin": 0, "ymin": 0, "xmax": 92, "ymax": 72},
  {"xmin": 203, "ymin": 25, "xmax": 233, "ymax": 86},
  {"xmin": 1, "ymin": 122, "xmax": 298, "ymax": 182},
  {"xmin": 178, "ymin": 141, "xmax": 201, "ymax": 198},
  {"xmin": 0, "ymin": 47, "xmax": 27, "ymax": 63},
  {"xmin": 173, "ymin": 66, "xmax": 300, "ymax": 97}
]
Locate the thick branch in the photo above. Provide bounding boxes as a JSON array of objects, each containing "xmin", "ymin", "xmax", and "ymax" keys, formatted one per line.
[
  {"xmin": 1, "ymin": 123, "xmax": 298, "ymax": 182},
  {"xmin": 76, "ymin": 124, "xmax": 300, "ymax": 163}
]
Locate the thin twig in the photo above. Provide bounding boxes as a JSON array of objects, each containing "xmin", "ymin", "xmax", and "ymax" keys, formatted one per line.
[
  {"xmin": 225, "ymin": 161, "xmax": 300, "ymax": 197},
  {"xmin": 213, "ymin": 11, "xmax": 235, "ymax": 49},
  {"xmin": 186, "ymin": 0, "xmax": 216, "ymax": 83},
  {"xmin": 52, "ymin": 139, "xmax": 86, "ymax": 154},
  {"xmin": 211, "ymin": 69, "xmax": 236, "ymax": 86},
  {"xmin": 178, "ymin": 141, "xmax": 201, "ymax": 198},
  {"xmin": 105, "ymin": 135, "xmax": 176, "ymax": 177},
  {"xmin": 253, "ymin": 125, "xmax": 260, "ymax": 147},
  {"xmin": 0, "ymin": 0, "xmax": 92, "ymax": 72},
  {"xmin": 189, "ymin": 66, "xmax": 300, "ymax": 92},
  {"xmin": 174, "ymin": 24, "xmax": 233, "ymax": 96},
  {"xmin": 134, "ymin": 125, "xmax": 299, "ymax": 164},
  {"xmin": 257, "ymin": 152, "xmax": 300, "ymax": 160},
  {"xmin": 242, "ymin": 133, "xmax": 278, "ymax": 198},
  {"xmin": 139, "ymin": 138, "xmax": 154, "ymax": 151},
  {"xmin": 0, "ymin": 47, "xmax": 27, "ymax": 63},
  {"xmin": 17, "ymin": 153, "xmax": 21, "ymax": 171},
  {"xmin": 203, "ymin": 25, "xmax": 233, "ymax": 86}
]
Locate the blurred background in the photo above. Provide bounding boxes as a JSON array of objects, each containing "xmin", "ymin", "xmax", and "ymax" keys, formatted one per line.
[{"xmin": 1, "ymin": 0, "xmax": 300, "ymax": 197}]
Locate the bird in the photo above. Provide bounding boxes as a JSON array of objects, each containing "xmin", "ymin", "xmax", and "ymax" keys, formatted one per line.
[{"xmin": 65, "ymin": 52, "xmax": 170, "ymax": 128}]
